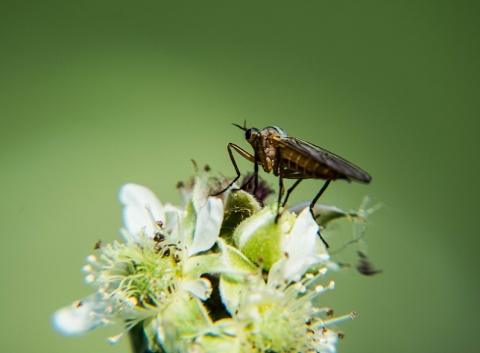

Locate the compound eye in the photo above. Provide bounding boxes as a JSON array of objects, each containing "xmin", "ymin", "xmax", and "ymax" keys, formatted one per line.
[{"xmin": 245, "ymin": 128, "xmax": 259, "ymax": 142}]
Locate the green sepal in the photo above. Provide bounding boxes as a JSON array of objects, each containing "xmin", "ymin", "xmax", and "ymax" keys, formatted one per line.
[
  {"xmin": 163, "ymin": 293, "xmax": 212, "ymax": 338},
  {"xmin": 182, "ymin": 253, "xmax": 223, "ymax": 279},
  {"xmin": 315, "ymin": 205, "xmax": 365, "ymax": 227},
  {"xmin": 217, "ymin": 239, "xmax": 257, "ymax": 315},
  {"xmin": 193, "ymin": 328, "xmax": 241, "ymax": 353}
]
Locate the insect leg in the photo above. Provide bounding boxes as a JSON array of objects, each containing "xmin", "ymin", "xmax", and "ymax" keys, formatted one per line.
[
  {"xmin": 275, "ymin": 148, "xmax": 285, "ymax": 223},
  {"xmin": 309, "ymin": 179, "xmax": 331, "ymax": 248},
  {"xmin": 241, "ymin": 152, "xmax": 260, "ymax": 192},
  {"xmin": 281, "ymin": 179, "xmax": 303, "ymax": 207},
  {"xmin": 253, "ymin": 152, "xmax": 259, "ymax": 194},
  {"xmin": 212, "ymin": 143, "xmax": 255, "ymax": 196},
  {"xmin": 309, "ymin": 179, "xmax": 331, "ymax": 215},
  {"xmin": 275, "ymin": 174, "xmax": 285, "ymax": 221}
]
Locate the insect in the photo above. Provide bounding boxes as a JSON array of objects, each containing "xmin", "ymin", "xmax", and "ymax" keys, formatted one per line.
[{"xmin": 216, "ymin": 122, "xmax": 372, "ymax": 246}]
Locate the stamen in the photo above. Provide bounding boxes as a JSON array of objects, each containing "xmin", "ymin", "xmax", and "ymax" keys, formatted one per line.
[{"xmin": 323, "ymin": 311, "xmax": 357, "ymax": 326}]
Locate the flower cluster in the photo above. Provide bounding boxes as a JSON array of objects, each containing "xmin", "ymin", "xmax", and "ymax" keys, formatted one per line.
[{"xmin": 52, "ymin": 170, "xmax": 374, "ymax": 353}]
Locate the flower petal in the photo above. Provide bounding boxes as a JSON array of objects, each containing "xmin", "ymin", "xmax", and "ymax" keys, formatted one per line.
[
  {"xmin": 272, "ymin": 208, "xmax": 329, "ymax": 282},
  {"xmin": 119, "ymin": 183, "xmax": 165, "ymax": 240},
  {"xmin": 188, "ymin": 196, "xmax": 223, "ymax": 256},
  {"xmin": 283, "ymin": 207, "xmax": 320, "ymax": 257},
  {"xmin": 51, "ymin": 295, "xmax": 104, "ymax": 336}
]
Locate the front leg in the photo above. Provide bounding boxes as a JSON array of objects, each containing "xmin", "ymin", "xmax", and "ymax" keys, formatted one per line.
[{"xmin": 212, "ymin": 143, "xmax": 255, "ymax": 196}]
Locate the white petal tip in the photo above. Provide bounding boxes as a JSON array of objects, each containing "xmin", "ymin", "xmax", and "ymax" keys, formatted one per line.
[
  {"xmin": 52, "ymin": 301, "xmax": 100, "ymax": 336},
  {"xmin": 119, "ymin": 183, "xmax": 165, "ymax": 240}
]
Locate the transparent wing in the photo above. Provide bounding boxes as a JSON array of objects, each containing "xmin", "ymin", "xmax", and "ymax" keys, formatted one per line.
[{"xmin": 274, "ymin": 136, "xmax": 372, "ymax": 183}]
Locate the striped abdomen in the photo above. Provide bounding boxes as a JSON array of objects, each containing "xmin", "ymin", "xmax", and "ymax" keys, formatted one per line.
[{"xmin": 279, "ymin": 149, "xmax": 344, "ymax": 180}]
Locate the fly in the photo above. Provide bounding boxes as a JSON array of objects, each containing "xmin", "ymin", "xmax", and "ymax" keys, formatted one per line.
[{"xmin": 216, "ymin": 122, "xmax": 372, "ymax": 247}]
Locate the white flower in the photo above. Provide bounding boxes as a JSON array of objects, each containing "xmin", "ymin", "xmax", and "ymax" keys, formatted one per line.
[
  {"xmin": 192, "ymin": 266, "xmax": 355, "ymax": 353},
  {"xmin": 245, "ymin": 270, "xmax": 349, "ymax": 353},
  {"xmin": 52, "ymin": 173, "xmax": 224, "ymax": 345},
  {"xmin": 119, "ymin": 174, "xmax": 223, "ymax": 257},
  {"xmin": 52, "ymin": 169, "xmax": 376, "ymax": 352},
  {"xmin": 203, "ymin": 204, "xmax": 353, "ymax": 353}
]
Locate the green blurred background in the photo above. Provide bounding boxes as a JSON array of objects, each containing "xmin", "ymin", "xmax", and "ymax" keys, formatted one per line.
[{"xmin": 1, "ymin": 1, "xmax": 478, "ymax": 352}]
